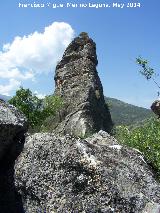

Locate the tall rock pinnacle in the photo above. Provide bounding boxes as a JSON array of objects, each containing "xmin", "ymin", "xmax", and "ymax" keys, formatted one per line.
[{"xmin": 53, "ymin": 32, "xmax": 113, "ymax": 136}]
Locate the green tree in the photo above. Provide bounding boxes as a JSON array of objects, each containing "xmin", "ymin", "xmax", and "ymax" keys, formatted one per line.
[
  {"xmin": 42, "ymin": 95, "xmax": 64, "ymax": 119},
  {"xmin": 9, "ymin": 87, "xmax": 63, "ymax": 131},
  {"xmin": 9, "ymin": 87, "xmax": 42, "ymax": 127}
]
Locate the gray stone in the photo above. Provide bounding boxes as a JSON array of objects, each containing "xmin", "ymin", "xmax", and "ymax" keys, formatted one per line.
[
  {"xmin": 52, "ymin": 33, "xmax": 113, "ymax": 137},
  {"xmin": 0, "ymin": 100, "xmax": 28, "ymax": 213},
  {"xmin": 3, "ymin": 33, "xmax": 160, "ymax": 213},
  {"xmin": 0, "ymin": 99, "xmax": 28, "ymax": 163},
  {"xmin": 151, "ymin": 100, "xmax": 160, "ymax": 118},
  {"xmin": 15, "ymin": 131, "xmax": 160, "ymax": 213},
  {"xmin": 142, "ymin": 202, "xmax": 160, "ymax": 213}
]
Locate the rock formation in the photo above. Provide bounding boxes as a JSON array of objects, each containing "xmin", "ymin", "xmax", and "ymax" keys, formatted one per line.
[
  {"xmin": 52, "ymin": 32, "xmax": 113, "ymax": 137},
  {"xmin": 151, "ymin": 100, "xmax": 160, "ymax": 118},
  {"xmin": 15, "ymin": 131, "xmax": 160, "ymax": 212},
  {"xmin": 0, "ymin": 99, "xmax": 28, "ymax": 213},
  {"xmin": 1, "ymin": 34, "xmax": 160, "ymax": 213}
]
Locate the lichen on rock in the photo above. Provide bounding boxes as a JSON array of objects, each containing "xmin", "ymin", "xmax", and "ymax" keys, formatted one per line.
[{"xmin": 15, "ymin": 131, "xmax": 160, "ymax": 212}]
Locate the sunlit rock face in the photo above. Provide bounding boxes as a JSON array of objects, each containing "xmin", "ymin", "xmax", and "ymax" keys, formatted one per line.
[
  {"xmin": 53, "ymin": 32, "xmax": 113, "ymax": 137},
  {"xmin": 15, "ymin": 131, "xmax": 160, "ymax": 213},
  {"xmin": 0, "ymin": 99, "xmax": 28, "ymax": 213}
]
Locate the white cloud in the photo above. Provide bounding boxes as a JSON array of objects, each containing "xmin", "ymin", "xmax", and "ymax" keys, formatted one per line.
[
  {"xmin": 0, "ymin": 79, "xmax": 21, "ymax": 96},
  {"xmin": 0, "ymin": 68, "xmax": 34, "ymax": 80},
  {"xmin": 34, "ymin": 91, "xmax": 46, "ymax": 99},
  {"xmin": 0, "ymin": 22, "xmax": 74, "ymax": 95}
]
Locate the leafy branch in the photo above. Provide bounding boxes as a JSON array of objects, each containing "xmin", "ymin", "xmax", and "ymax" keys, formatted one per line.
[{"xmin": 136, "ymin": 57, "xmax": 160, "ymax": 92}]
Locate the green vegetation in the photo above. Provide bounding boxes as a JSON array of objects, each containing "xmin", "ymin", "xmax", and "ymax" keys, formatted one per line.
[
  {"xmin": 9, "ymin": 87, "xmax": 63, "ymax": 132},
  {"xmin": 105, "ymin": 97, "xmax": 154, "ymax": 126},
  {"xmin": 115, "ymin": 118, "xmax": 160, "ymax": 180},
  {"xmin": 136, "ymin": 57, "xmax": 154, "ymax": 80},
  {"xmin": 112, "ymin": 58, "xmax": 160, "ymax": 179}
]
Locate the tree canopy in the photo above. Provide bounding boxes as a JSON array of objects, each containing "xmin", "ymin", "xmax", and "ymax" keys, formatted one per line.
[{"xmin": 9, "ymin": 87, "xmax": 63, "ymax": 131}]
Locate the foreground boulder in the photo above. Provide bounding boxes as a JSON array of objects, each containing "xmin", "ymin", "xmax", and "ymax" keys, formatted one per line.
[
  {"xmin": 15, "ymin": 131, "xmax": 160, "ymax": 212},
  {"xmin": 0, "ymin": 99, "xmax": 28, "ymax": 213},
  {"xmin": 51, "ymin": 32, "xmax": 113, "ymax": 136}
]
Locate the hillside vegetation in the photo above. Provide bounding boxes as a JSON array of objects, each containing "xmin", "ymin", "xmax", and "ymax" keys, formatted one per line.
[
  {"xmin": 1, "ymin": 93, "xmax": 154, "ymax": 128},
  {"xmin": 115, "ymin": 117, "xmax": 160, "ymax": 180},
  {"xmin": 0, "ymin": 94, "xmax": 11, "ymax": 101},
  {"xmin": 105, "ymin": 97, "xmax": 154, "ymax": 126},
  {"xmin": 105, "ymin": 97, "xmax": 160, "ymax": 180}
]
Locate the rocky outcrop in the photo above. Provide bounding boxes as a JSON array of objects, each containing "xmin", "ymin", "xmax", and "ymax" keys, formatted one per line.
[
  {"xmin": 15, "ymin": 131, "xmax": 160, "ymax": 212},
  {"xmin": 151, "ymin": 100, "xmax": 160, "ymax": 118},
  {"xmin": 53, "ymin": 32, "xmax": 113, "ymax": 137},
  {"xmin": 0, "ymin": 100, "xmax": 28, "ymax": 213},
  {"xmin": 2, "ymin": 33, "xmax": 160, "ymax": 213}
]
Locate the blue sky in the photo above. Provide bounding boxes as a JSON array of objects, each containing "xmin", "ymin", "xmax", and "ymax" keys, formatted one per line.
[{"xmin": 0, "ymin": 0, "xmax": 160, "ymax": 108}]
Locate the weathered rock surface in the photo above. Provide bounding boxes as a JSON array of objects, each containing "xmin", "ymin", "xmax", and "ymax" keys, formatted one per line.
[
  {"xmin": 0, "ymin": 100, "xmax": 28, "ymax": 213},
  {"xmin": 151, "ymin": 100, "xmax": 160, "ymax": 118},
  {"xmin": 15, "ymin": 131, "xmax": 160, "ymax": 213},
  {"xmin": 52, "ymin": 32, "xmax": 113, "ymax": 136},
  {"xmin": 2, "ymin": 33, "xmax": 160, "ymax": 213}
]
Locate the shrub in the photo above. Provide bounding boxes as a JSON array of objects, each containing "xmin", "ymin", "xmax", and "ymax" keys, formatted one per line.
[{"xmin": 115, "ymin": 118, "xmax": 160, "ymax": 180}]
